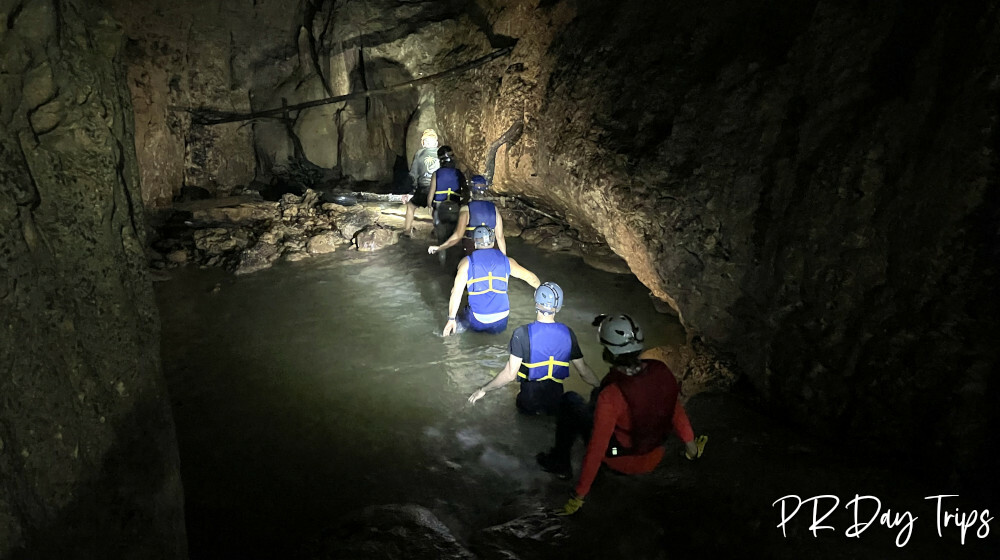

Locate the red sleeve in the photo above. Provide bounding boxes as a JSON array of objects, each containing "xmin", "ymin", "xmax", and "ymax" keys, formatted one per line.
[
  {"xmin": 673, "ymin": 400, "xmax": 694, "ymax": 443},
  {"xmin": 574, "ymin": 386, "xmax": 625, "ymax": 498}
]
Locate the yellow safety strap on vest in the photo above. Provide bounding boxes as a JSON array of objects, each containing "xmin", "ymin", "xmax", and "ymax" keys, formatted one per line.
[
  {"xmin": 435, "ymin": 188, "xmax": 459, "ymax": 198},
  {"xmin": 466, "ymin": 221, "xmax": 489, "ymax": 232},
  {"xmin": 466, "ymin": 272, "xmax": 508, "ymax": 295},
  {"xmin": 518, "ymin": 356, "xmax": 570, "ymax": 383}
]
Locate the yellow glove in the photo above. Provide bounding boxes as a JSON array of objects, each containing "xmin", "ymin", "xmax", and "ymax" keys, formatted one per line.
[
  {"xmin": 684, "ymin": 434, "xmax": 709, "ymax": 460},
  {"xmin": 557, "ymin": 495, "xmax": 585, "ymax": 516}
]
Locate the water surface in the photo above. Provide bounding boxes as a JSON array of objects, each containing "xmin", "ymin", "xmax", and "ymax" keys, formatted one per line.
[{"xmin": 157, "ymin": 238, "xmax": 685, "ymax": 558}]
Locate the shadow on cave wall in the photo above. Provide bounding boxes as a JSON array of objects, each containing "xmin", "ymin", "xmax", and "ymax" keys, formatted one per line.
[{"xmin": 5, "ymin": 396, "xmax": 185, "ymax": 560}]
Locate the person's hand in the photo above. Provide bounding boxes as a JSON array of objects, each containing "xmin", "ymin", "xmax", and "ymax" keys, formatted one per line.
[
  {"xmin": 442, "ymin": 319, "xmax": 457, "ymax": 336},
  {"xmin": 468, "ymin": 388, "xmax": 486, "ymax": 404},
  {"xmin": 401, "ymin": 194, "xmax": 412, "ymax": 204},
  {"xmin": 557, "ymin": 494, "xmax": 585, "ymax": 516},
  {"xmin": 428, "ymin": 245, "xmax": 440, "ymax": 254}
]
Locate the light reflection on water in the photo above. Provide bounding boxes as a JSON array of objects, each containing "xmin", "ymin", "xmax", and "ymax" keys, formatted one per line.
[{"xmin": 157, "ymin": 238, "xmax": 684, "ymax": 558}]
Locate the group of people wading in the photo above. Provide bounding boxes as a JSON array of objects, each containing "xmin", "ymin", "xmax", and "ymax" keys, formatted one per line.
[{"xmin": 402, "ymin": 129, "xmax": 708, "ymax": 516}]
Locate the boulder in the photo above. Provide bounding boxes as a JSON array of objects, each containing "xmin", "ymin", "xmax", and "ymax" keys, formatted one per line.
[
  {"xmin": 235, "ymin": 242, "xmax": 282, "ymax": 275},
  {"xmin": 193, "ymin": 227, "xmax": 250, "ymax": 256},
  {"xmin": 354, "ymin": 225, "xmax": 399, "ymax": 251},
  {"xmin": 335, "ymin": 208, "xmax": 377, "ymax": 240},
  {"xmin": 306, "ymin": 232, "xmax": 339, "ymax": 254}
]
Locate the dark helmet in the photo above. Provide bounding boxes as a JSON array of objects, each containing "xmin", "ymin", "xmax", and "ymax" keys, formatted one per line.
[
  {"xmin": 534, "ymin": 282, "xmax": 564, "ymax": 314},
  {"xmin": 472, "ymin": 225, "xmax": 495, "ymax": 248},
  {"xmin": 437, "ymin": 145, "xmax": 455, "ymax": 164},
  {"xmin": 593, "ymin": 314, "xmax": 645, "ymax": 355},
  {"xmin": 470, "ymin": 175, "xmax": 488, "ymax": 195}
]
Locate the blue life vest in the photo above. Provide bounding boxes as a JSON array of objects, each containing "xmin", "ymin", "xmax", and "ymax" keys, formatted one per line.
[
  {"xmin": 433, "ymin": 168, "xmax": 462, "ymax": 206},
  {"xmin": 464, "ymin": 200, "xmax": 497, "ymax": 239},
  {"xmin": 518, "ymin": 322, "xmax": 572, "ymax": 383},
  {"xmin": 466, "ymin": 248, "xmax": 510, "ymax": 318}
]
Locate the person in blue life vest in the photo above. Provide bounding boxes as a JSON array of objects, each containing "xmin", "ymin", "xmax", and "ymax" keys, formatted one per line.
[
  {"xmin": 426, "ymin": 146, "xmax": 466, "ymax": 217},
  {"xmin": 427, "ymin": 174, "xmax": 506, "ymax": 257},
  {"xmin": 402, "ymin": 129, "xmax": 441, "ymax": 236},
  {"xmin": 443, "ymin": 226, "xmax": 540, "ymax": 336},
  {"xmin": 426, "ymin": 146, "xmax": 466, "ymax": 250},
  {"xmin": 467, "ymin": 282, "xmax": 601, "ymax": 415}
]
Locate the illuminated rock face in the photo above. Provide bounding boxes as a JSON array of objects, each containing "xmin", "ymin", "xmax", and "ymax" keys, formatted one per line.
[
  {"xmin": 95, "ymin": 0, "xmax": 1000, "ymax": 485},
  {"xmin": 440, "ymin": 0, "xmax": 999, "ymax": 482},
  {"xmin": 0, "ymin": 1, "xmax": 186, "ymax": 557}
]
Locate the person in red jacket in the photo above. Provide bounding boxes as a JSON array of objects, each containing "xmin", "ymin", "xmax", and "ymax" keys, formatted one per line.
[{"xmin": 536, "ymin": 313, "xmax": 708, "ymax": 515}]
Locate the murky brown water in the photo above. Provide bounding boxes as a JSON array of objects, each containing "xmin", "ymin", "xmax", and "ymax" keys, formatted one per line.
[{"xmin": 156, "ymin": 237, "xmax": 685, "ymax": 559}]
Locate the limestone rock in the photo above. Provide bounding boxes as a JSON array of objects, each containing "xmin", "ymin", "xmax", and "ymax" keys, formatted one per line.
[
  {"xmin": 354, "ymin": 225, "xmax": 399, "ymax": 252},
  {"xmin": 335, "ymin": 208, "xmax": 377, "ymax": 240},
  {"xmin": 193, "ymin": 227, "xmax": 250, "ymax": 256},
  {"xmin": 166, "ymin": 249, "xmax": 189, "ymax": 264},
  {"xmin": 580, "ymin": 244, "xmax": 631, "ymax": 274},
  {"xmin": 0, "ymin": 1, "xmax": 186, "ymax": 556},
  {"xmin": 235, "ymin": 242, "xmax": 282, "ymax": 275},
  {"xmin": 191, "ymin": 202, "xmax": 280, "ymax": 225},
  {"xmin": 306, "ymin": 232, "xmax": 339, "ymax": 254}
]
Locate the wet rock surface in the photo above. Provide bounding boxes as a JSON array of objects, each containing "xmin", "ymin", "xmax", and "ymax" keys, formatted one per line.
[
  {"xmin": 0, "ymin": 1, "xmax": 185, "ymax": 557},
  {"xmin": 436, "ymin": 0, "xmax": 1000, "ymax": 488},
  {"xmin": 355, "ymin": 224, "xmax": 400, "ymax": 252}
]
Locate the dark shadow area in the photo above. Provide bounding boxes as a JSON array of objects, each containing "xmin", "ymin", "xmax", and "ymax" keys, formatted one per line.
[{"xmin": 5, "ymin": 396, "xmax": 185, "ymax": 560}]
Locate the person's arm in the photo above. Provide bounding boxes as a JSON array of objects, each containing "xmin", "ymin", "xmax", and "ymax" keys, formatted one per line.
[
  {"xmin": 427, "ymin": 172, "xmax": 437, "ymax": 208},
  {"xmin": 468, "ymin": 354, "xmax": 523, "ymax": 404},
  {"xmin": 429, "ymin": 207, "xmax": 469, "ymax": 254},
  {"xmin": 443, "ymin": 258, "xmax": 469, "ymax": 336},
  {"xmin": 571, "ymin": 358, "xmax": 601, "ymax": 387},
  {"xmin": 494, "ymin": 208, "xmax": 507, "ymax": 255},
  {"xmin": 507, "ymin": 257, "xmax": 540, "ymax": 288},
  {"xmin": 574, "ymin": 387, "xmax": 623, "ymax": 498}
]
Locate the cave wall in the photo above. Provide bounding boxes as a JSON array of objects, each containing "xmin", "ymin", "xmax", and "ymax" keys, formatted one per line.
[
  {"xmin": 101, "ymin": 0, "xmax": 487, "ymax": 206},
  {"xmin": 437, "ymin": 0, "xmax": 999, "ymax": 481},
  {"xmin": 0, "ymin": 0, "xmax": 187, "ymax": 557},
  {"xmin": 92, "ymin": 0, "xmax": 997, "ymax": 482}
]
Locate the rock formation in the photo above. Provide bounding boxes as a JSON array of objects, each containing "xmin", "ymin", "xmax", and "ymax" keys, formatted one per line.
[
  {"xmin": 3, "ymin": 1, "xmax": 997, "ymax": 555},
  {"xmin": 0, "ymin": 0, "xmax": 186, "ymax": 557},
  {"xmin": 100, "ymin": 0, "xmax": 998, "ymax": 486}
]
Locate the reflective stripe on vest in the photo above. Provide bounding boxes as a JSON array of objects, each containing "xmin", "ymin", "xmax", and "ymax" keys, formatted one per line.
[
  {"xmin": 519, "ymin": 356, "xmax": 570, "ymax": 382},
  {"xmin": 466, "ymin": 271, "xmax": 508, "ymax": 295},
  {"xmin": 465, "ymin": 200, "xmax": 498, "ymax": 236},
  {"xmin": 466, "ymin": 248, "xmax": 510, "ymax": 317},
  {"xmin": 517, "ymin": 322, "xmax": 572, "ymax": 383}
]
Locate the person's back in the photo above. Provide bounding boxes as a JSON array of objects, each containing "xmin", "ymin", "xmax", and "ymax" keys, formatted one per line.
[
  {"xmin": 411, "ymin": 146, "xmax": 439, "ymax": 188},
  {"xmin": 599, "ymin": 359, "xmax": 679, "ymax": 457},
  {"xmin": 519, "ymin": 321, "xmax": 573, "ymax": 383},
  {"xmin": 536, "ymin": 313, "xmax": 708, "ymax": 516},
  {"xmin": 433, "ymin": 168, "xmax": 463, "ymax": 206},
  {"xmin": 465, "ymin": 282, "xmax": 601, "ymax": 415},
  {"xmin": 465, "ymin": 199, "xmax": 497, "ymax": 237},
  {"xmin": 466, "ymin": 247, "xmax": 510, "ymax": 321}
]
